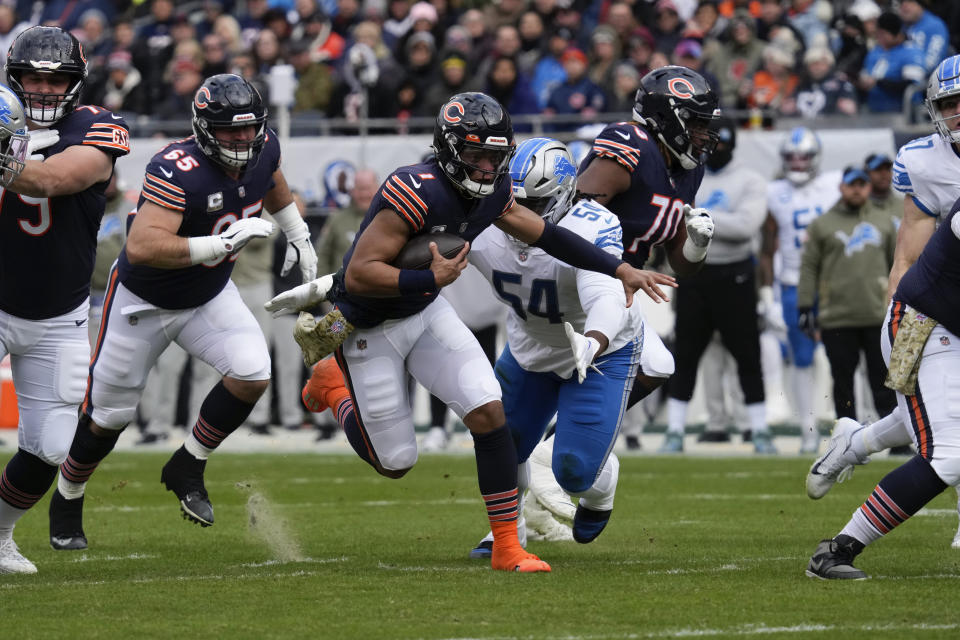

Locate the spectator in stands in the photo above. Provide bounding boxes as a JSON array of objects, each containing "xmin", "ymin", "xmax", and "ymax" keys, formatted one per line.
[
  {"xmin": 544, "ymin": 47, "xmax": 607, "ymax": 131},
  {"xmin": 40, "ymin": 0, "xmax": 114, "ymax": 31},
  {"xmin": 848, "ymin": 0, "xmax": 881, "ymax": 43},
  {"xmin": 531, "ymin": 26, "xmax": 573, "ymax": 109},
  {"xmin": 755, "ymin": 0, "xmax": 805, "ymax": 50},
  {"xmin": 423, "ymin": 50, "xmax": 472, "ymax": 118},
  {"xmin": 484, "ymin": 0, "xmax": 526, "ymax": 30},
  {"xmin": 195, "ymin": 0, "xmax": 226, "ymax": 40},
  {"xmin": 201, "ymin": 33, "xmax": 230, "ymax": 77},
  {"xmin": 254, "ymin": 27, "xmax": 283, "ymax": 74},
  {"xmin": 587, "ymin": 26, "xmax": 621, "ymax": 95},
  {"xmin": 300, "ymin": 9, "xmax": 346, "ymax": 64},
  {"xmin": 607, "ymin": 61, "xmax": 640, "ymax": 114},
  {"xmin": 170, "ymin": 11, "xmax": 198, "ymax": 49},
  {"xmin": 396, "ymin": 2, "xmax": 439, "ymax": 66},
  {"xmin": 0, "ymin": 0, "xmax": 28, "ymax": 57},
  {"xmin": 787, "ymin": 0, "xmax": 830, "ymax": 48},
  {"xmin": 671, "ymin": 39, "xmax": 720, "ymax": 95},
  {"xmin": 746, "ymin": 43, "xmax": 800, "ymax": 114},
  {"xmin": 858, "ymin": 12, "xmax": 925, "ymax": 113},
  {"xmin": 863, "ymin": 152, "xmax": 902, "ymax": 222},
  {"xmin": 229, "ymin": 50, "xmax": 269, "ymax": 105},
  {"xmin": 626, "ymin": 26, "xmax": 657, "ymax": 77},
  {"xmin": 331, "ymin": 0, "xmax": 363, "ymax": 38},
  {"xmin": 517, "ymin": 11, "xmax": 545, "ymax": 75},
  {"xmin": 783, "ymin": 45, "xmax": 857, "ymax": 118},
  {"xmin": 401, "ymin": 31, "xmax": 439, "ymax": 97},
  {"xmin": 261, "ymin": 9, "xmax": 292, "ymax": 43},
  {"xmin": 832, "ymin": 12, "xmax": 869, "ymax": 84},
  {"xmin": 153, "ymin": 56, "xmax": 204, "ymax": 130},
  {"xmin": 718, "ymin": 0, "xmax": 761, "ymax": 19},
  {"xmin": 133, "ymin": 0, "xmax": 178, "ymax": 114},
  {"xmin": 684, "ymin": 0, "xmax": 723, "ymax": 42},
  {"xmin": 604, "ymin": 1, "xmax": 637, "ymax": 49},
  {"xmin": 382, "ymin": 0, "xmax": 412, "ymax": 52},
  {"xmin": 703, "ymin": 9, "xmax": 765, "ymax": 108},
  {"xmin": 796, "ymin": 166, "xmax": 897, "ymax": 426},
  {"xmin": 459, "ymin": 9, "xmax": 492, "ymax": 70},
  {"xmin": 94, "ymin": 50, "xmax": 146, "ymax": 115},
  {"xmin": 238, "ymin": 0, "xmax": 270, "ymax": 46},
  {"xmin": 652, "ymin": 0, "xmax": 686, "ymax": 56},
  {"xmin": 77, "ymin": 9, "xmax": 113, "ymax": 63},
  {"xmin": 213, "ymin": 14, "xmax": 246, "ymax": 57},
  {"xmin": 290, "ymin": 38, "xmax": 335, "ymax": 114},
  {"xmin": 899, "ymin": 0, "xmax": 949, "ymax": 73},
  {"xmin": 484, "ymin": 55, "xmax": 539, "ymax": 130},
  {"xmin": 472, "ymin": 25, "xmax": 523, "ymax": 88}
]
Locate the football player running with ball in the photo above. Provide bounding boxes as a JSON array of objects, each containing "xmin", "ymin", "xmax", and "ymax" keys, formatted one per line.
[
  {"xmin": 47, "ymin": 74, "xmax": 317, "ymax": 550},
  {"xmin": 0, "ymin": 26, "xmax": 131, "ymax": 574},
  {"xmin": 269, "ymin": 92, "xmax": 675, "ymax": 573}
]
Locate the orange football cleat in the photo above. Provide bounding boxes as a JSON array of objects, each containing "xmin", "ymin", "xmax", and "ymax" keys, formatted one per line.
[
  {"xmin": 491, "ymin": 543, "xmax": 551, "ymax": 573},
  {"xmin": 302, "ymin": 357, "xmax": 350, "ymax": 413}
]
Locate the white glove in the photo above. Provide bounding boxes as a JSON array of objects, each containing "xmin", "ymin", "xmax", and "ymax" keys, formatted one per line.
[
  {"xmin": 264, "ymin": 273, "xmax": 335, "ymax": 317},
  {"xmin": 26, "ymin": 128, "xmax": 59, "ymax": 160},
  {"xmin": 281, "ymin": 235, "xmax": 318, "ymax": 282},
  {"xmin": 684, "ymin": 204, "xmax": 714, "ymax": 247},
  {"xmin": 220, "ymin": 217, "xmax": 274, "ymax": 254},
  {"xmin": 563, "ymin": 321, "xmax": 602, "ymax": 384},
  {"xmin": 758, "ymin": 285, "xmax": 788, "ymax": 340}
]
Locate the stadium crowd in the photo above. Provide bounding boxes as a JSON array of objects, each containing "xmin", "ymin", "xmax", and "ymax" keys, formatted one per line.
[{"xmin": 5, "ymin": 0, "xmax": 958, "ymax": 130}]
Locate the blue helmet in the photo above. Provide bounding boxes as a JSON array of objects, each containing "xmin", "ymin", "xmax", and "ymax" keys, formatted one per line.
[
  {"xmin": 926, "ymin": 55, "xmax": 960, "ymax": 145},
  {"xmin": 509, "ymin": 137, "xmax": 577, "ymax": 223},
  {"xmin": 780, "ymin": 126, "xmax": 821, "ymax": 185}
]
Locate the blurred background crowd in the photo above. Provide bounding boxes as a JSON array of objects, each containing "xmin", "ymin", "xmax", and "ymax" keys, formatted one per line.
[{"xmin": 7, "ymin": 0, "xmax": 956, "ymax": 135}]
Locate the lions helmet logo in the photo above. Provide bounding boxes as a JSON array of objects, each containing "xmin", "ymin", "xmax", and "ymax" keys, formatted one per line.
[{"xmin": 553, "ymin": 154, "xmax": 576, "ymax": 184}]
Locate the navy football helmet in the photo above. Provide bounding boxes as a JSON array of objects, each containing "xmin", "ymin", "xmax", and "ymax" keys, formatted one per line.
[
  {"xmin": 5, "ymin": 26, "xmax": 87, "ymax": 126},
  {"xmin": 433, "ymin": 92, "xmax": 515, "ymax": 198},
  {"xmin": 509, "ymin": 137, "xmax": 577, "ymax": 223},
  {"xmin": 632, "ymin": 65, "xmax": 720, "ymax": 170},
  {"xmin": 192, "ymin": 74, "xmax": 268, "ymax": 169}
]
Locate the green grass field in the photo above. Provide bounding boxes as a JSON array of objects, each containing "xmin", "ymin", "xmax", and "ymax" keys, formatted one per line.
[{"xmin": 3, "ymin": 452, "xmax": 960, "ymax": 639}]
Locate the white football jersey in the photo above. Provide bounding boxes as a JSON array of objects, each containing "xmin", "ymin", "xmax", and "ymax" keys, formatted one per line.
[
  {"xmin": 766, "ymin": 170, "xmax": 842, "ymax": 286},
  {"xmin": 893, "ymin": 133, "xmax": 960, "ymax": 219},
  {"xmin": 469, "ymin": 199, "xmax": 643, "ymax": 377}
]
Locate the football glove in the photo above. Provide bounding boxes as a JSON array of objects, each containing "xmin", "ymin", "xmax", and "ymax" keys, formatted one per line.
[
  {"xmin": 682, "ymin": 204, "xmax": 714, "ymax": 262},
  {"xmin": 797, "ymin": 306, "xmax": 818, "ymax": 340},
  {"xmin": 757, "ymin": 285, "xmax": 788, "ymax": 340},
  {"xmin": 294, "ymin": 309, "xmax": 355, "ymax": 366},
  {"xmin": 563, "ymin": 321, "xmax": 602, "ymax": 384},
  {"xmin": 280, "ymin": 219, "xmax": 318, "ymax": 282},
  {"xmin": 264, "ymin": 273, "xmax": 335, "ymax": 317},
  {"xmin": 220, "ymin": 217, "xmax": 274, "ymax": 254},
  {"xmin": 26, "ymin": 129, "xmax": 59, "ymax": 160}
]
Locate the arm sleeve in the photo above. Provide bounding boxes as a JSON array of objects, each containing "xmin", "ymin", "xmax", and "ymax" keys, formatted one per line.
[
  {"xmin": 576, "ymin": 269, "xmax": 628, "ymax": 345},
  {"xmin": 532, "ymin": 221, "xmax": 622, "ymax": 277}
]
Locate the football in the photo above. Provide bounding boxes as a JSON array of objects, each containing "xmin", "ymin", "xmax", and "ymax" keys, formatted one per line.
[{"xmin": 393, "ymin": 232, "xmax": 467, "ymax": 270}]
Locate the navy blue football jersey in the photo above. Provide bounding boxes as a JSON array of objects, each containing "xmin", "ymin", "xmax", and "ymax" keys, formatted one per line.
[
  {"xmin": 334, "ymin": 158, "xmax": 515, "ymax": 327},
  {"xmin": 894, "ymin": 202, "xmax": 960, "ymax": 338},
  {"xmin": 0, "ymin": 105, "xmax": 130, "ymax": 320},
  {"xmin": 580, "ymin": 121, "xmax": 705, "ymax": 268},
  {"xmin": 116, "ymin": 130, "xmax": 281, "ymax": 309}
]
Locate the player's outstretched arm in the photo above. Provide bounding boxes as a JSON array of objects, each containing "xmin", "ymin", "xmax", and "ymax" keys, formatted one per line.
[
  {"xmin": 264, "ymin": 273, "xmax": 336, "ymax": 316},
  {"xmin": 8, "ymin": 144, "xmax": 113, "ymax": 198},
  {"xmin": 126, "ymin": 201, "xmax": 274, "ymax": 268}
]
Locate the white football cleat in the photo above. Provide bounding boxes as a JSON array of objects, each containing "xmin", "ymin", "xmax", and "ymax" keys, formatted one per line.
[
  {"xmin": 806, "ymin": 418, "xmax": 870, "ymax": 499},
  {"xmin": 421, "ymin": 426, "xmax": 449, "ymax": 452},
  {"xmin": 0, "ymin": 538, "xmax": 37, "ymax": 574},
  {"xmin": 528, "ymin": 437, "xmax": 575, "ymax": 522}
]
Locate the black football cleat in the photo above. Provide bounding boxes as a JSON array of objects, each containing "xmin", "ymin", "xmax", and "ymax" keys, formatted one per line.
[
  {"xmin": 49, "ymin": 490, "xmax": 88, "ymax": 550},
  {"xmin": 161, "ymin": 447, "xmax": 214, "ymax": 527},
  {"xmin": 572, "ymin": 504, "xmax": 612, "ymax": 544},
  {"xmin": 805, "ymin": 535, "xmax": 868, "ymax": 580}
]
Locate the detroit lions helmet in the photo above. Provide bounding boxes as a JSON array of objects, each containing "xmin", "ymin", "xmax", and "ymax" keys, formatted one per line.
[
  {"xmin": 632, "ymin": 65, "xmax": 720, "ymax": 170},
  {"xmin": 192, "ymin": 74, "xmax": 268, "ymax": 169},
  {"xmin": 780, "ymin": 126, "xmax": 821, "ymax": 185},
  {"xmin": 926, "ymin": 55, "xmax": 960, "ymax": 145},
  {"xmin": 5, "ymin": 26, "xmax": 87, "ymax": 126},
  {"xmin": 433, "ymin": 92, "xmax": 515, "ymax": 198},
  {"xmin": 0, "ymin": 84, "xmax": 28, "ymax": 187},
  {"xmin": 509, "ymin": 137, "xmax": 577, "ymax": 224}
]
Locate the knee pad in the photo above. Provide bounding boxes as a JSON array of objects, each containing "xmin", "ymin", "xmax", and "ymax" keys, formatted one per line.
[
  {"xmin": 223, "ymin": 332, "xmax": 271, "ymax": 380},
  {"xmin": 553, "ymin": 450, "xmax": 594, "ymax": 495},
  {"xmin": 641, "ymin": 331, "xmax": 675, "ymax": 378},
  {"xmin": 88, "ymin": 381, "xmax": 140, "ymax": 430},
  {"xmin": 36, "ymin": 406, "xmax": 80, "ymax": 465},
  {"xmin": 377, "ymin": 443, "xmax": 418, "ymax": 474}
]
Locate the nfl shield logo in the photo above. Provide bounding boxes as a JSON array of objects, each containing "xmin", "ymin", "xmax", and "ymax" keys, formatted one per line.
[
  {"xmin": 357, "ymin": 339, "xmax": 367, "ymax": 350},
  {"xmin": 238, "ymin": 186, "xmax": 245, "ymax": 198},
  {"xmin": 207, "ymin": 192, "xmax": 223, "ymax": 211},
  {"xmin": 942, "ymin": 336, "xmax": 950, "ymax": 346}
]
